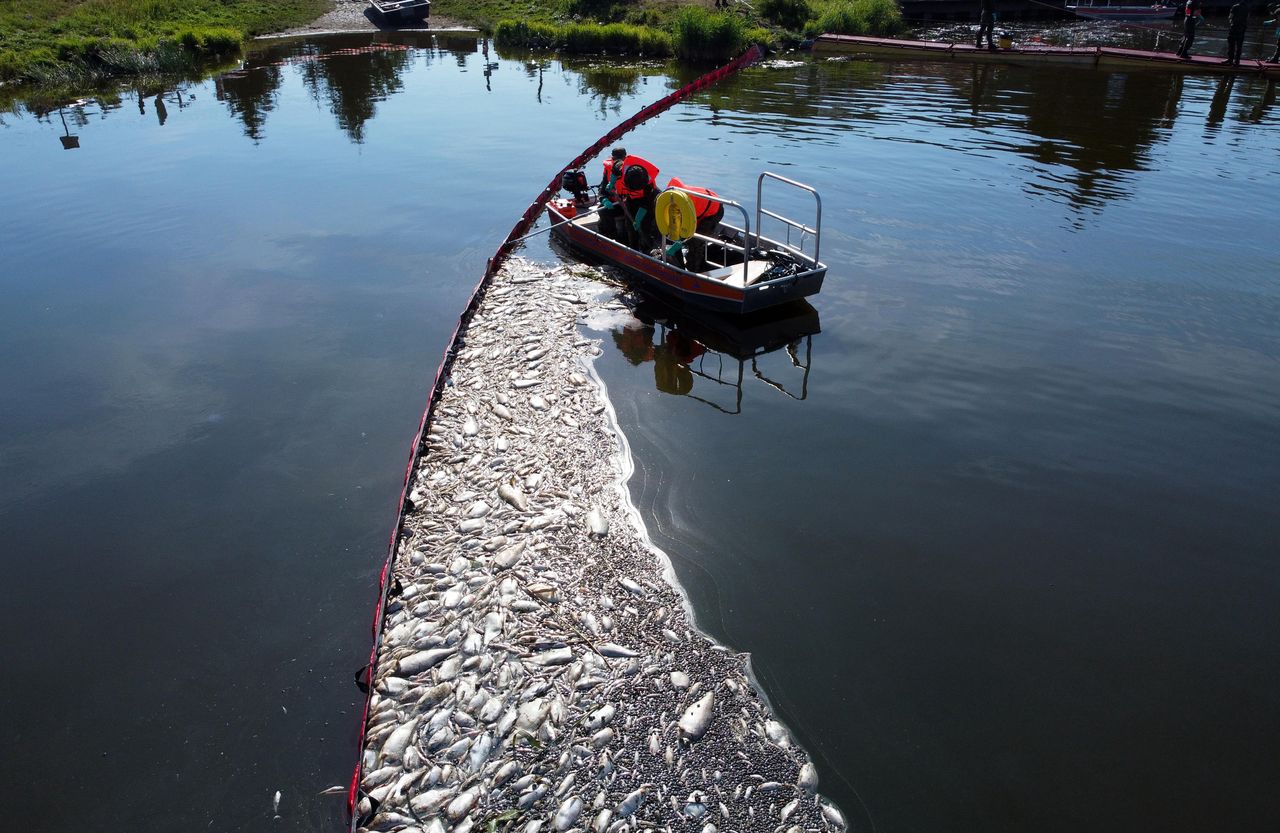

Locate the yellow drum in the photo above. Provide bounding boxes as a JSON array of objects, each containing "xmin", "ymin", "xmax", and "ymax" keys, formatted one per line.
[{"xmin": 655, "ymin": 189, "xmax": 697, "ymax": 241}]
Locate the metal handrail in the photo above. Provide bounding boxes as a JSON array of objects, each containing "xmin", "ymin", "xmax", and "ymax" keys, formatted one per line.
[{"xmin": 755, "ymin": 172, "xmax": 823, "ymax": 267}]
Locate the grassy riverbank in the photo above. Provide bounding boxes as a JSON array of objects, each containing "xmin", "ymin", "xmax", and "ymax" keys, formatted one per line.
[
  {"xmin": 1, "ymin": 0, "xmax": 903, "ymax": 87},
  {"xmin": 476, "ymin": 0, "xmax": 902, "ymax": 61},
  {"xmin": 0, "ymin": 0, "xmax": 328, "ymax": 83}
]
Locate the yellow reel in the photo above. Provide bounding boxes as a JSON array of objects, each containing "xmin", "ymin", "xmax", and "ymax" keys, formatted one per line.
[{"xmin": 655, "ymin": 189, "xmax": 697, "ymax": 242}]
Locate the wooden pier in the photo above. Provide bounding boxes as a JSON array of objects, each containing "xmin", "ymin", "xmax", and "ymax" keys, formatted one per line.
[{"xmin": 814, "ymin": 34, "xmax": 1280, "ymax": 75}]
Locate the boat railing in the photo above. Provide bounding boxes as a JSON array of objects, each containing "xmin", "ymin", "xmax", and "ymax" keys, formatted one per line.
[
  {"xmin": 663, "ymin": 187, "xmax": 753, "ymax": 287},
  {"xmin": 756, "ymin": 172, "xmax": 822, "ymax": 267}
]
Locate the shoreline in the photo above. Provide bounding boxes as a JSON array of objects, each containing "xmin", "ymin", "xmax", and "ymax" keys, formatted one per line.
[
  {"xmin": 263, "ymin": 0, "xmax": 470, "ymax": 38},
  {"xmin": 355, "ymin": 258, "xmax": 845, "ymax": 833}
]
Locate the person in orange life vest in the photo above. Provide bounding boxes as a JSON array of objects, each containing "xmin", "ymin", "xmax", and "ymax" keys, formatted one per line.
[
  {"xmin": 616, "ymin": 157, "xmax": 660, "ymax": 250},
  {"xmin": 662, "ymin": 177, "xmax": 725, "ymax": 272},
  {"xmin": 597, "ymin": 147, "xmax": 627, "ymax": 241},
  {"xmin": 1176, "ymin": 0, "xmax": 1203, "ymax": 59}
]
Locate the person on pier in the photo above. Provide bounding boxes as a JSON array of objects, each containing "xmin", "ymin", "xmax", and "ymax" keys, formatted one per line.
[
  {"xmin": 1175, "ymin": 0, "xmax": 1203, "ymax": 60},
  {"xmin": 1224, "ymin": 2, "xmax": 1248, "ymax": 66},
  {"xmin": 976, "ymin": 0, "xmax": 996, "ymax": 51},
  {"xmin": 1268, "ymin": 3, "xmax": 1280, "ymax": 63}
]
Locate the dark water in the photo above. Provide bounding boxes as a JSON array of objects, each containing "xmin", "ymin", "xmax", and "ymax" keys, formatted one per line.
[{"xmin": 1, "ymin": 30, "xmax": 1278, "ymax": 833}]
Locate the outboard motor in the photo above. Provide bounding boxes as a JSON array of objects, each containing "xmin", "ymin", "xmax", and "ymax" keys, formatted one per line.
[{"xmin": 560, "ymin": 170, "xmax": 591, "ymax": 206}]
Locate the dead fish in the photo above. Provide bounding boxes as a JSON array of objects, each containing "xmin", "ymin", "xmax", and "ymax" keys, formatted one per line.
[
  {"xmin": 617, "ymin": 578, "xmax": 644, "ymax": 597},
  {"xmin": 584, "ymin": 704, "xmax": 615, "ymax": 731},
  {"xmin": 495, "ymin": 541, "xmax": 526, "ymax": 570},
  {"xmin": 616, "ymin": 787, "xmax": 648, "ymax": 817},
  {"xmin": 596, "ymin": 643, "xmax": 637, "ymax": 658},
  {"xmin": 798, "ymin": 762, "xmax": 818, "ymax": 793},
  {"xmin": 585, "ymin": 509, "xmax": 608, "ymax": 536},
  {"xmin": 529, "ymin": 646, "xmax": 573, "ymax": 666},
  {"xmin": 447, "ymin": 787, "xmax": 480, "ymax": 821},
  {"xmin": 498, "ymin": 483, "xmax": 529, "ymax": 511},
  {"xmin": 463, "ymin": 416, "xmax": 479, "ymax": 436},
  {"xmin": 555, "ymin": 796, "xmax": 583, "ymax": 831},
  {"xmin": 679, "ymin": 692, "xmax": 715, "ymax": 743},
  {"xmin": 512, "ymin": 379, "xmax": 541, "ymax": 389},
  {"xmin": 493, "ymin": 404, "xmax": 514, "ymax": 421},
  {"xmin": 764, "ymin": 720, "xmax": 791, "ymax": 748},
  {"xmin": 380, "ymin": 717, "xmax": 420, "ymax": 762},
  {"xmin": 396, "ymin": 648, "xmax": 456, "ymax": 677},
  {"xmin": 272, "ymin": 790, "xmax": 281, "ymax": 818},
  {"xmin": 821, "ymin": 800, "xmax": 846, "ymax": 829}
]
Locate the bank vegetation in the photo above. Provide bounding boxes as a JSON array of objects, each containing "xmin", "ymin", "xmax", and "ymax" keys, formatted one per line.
[{"xmin": 1, "ymin": 0, "xmax": 903, "ymax": 87}]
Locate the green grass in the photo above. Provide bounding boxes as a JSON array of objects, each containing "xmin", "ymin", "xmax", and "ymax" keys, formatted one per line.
[
  {"xmin": 495, "ymin": 20, "xmax": 673, "ymax": 56},
  {"xmin": 803, "ymin": 0, "xmax": 904, "ymax": 38},
  {"xmin": 0, "ymin": 0, "xmax": 329, "ymax": 83},
  {"xmin": 758, "ymin": 0, "xmax": 811, "ymax": 32},
  {"xmin": 1, "ymin": 0, "xmax": 906, "ymax": 91}
]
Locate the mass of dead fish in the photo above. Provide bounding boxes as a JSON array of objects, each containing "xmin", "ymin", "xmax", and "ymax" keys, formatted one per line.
[{"xmin": 355, "ymin": 261, "xmax": 843, "ymax": 833}]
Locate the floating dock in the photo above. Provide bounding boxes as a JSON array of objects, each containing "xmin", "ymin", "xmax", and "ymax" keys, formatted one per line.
[{"xmin": 814, "ymin": 34, "xmax": 1280, "ymax": 75}]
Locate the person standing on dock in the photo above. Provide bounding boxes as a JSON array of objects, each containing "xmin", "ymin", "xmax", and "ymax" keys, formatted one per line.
[
  {"xmin": 1224, "ymin": 2, "xmax": 1248, "ymax": 65},
  {"xmin": 1175, "ymin": 0, "xmax": 1203, "ymax": 60},
  {"xmin": 1267, "ymin": 3, "xmax": 1280, "ymax": 63},
  {"xmin": 976, "ymin": 0, "xmax": 996, "ymax": 51}
]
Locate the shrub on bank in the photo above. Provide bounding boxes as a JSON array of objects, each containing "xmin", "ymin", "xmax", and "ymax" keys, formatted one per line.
[
  {"xmin": 495, "ymin": 20, "xmax": 673, "ymax": 56},
  {"xmin": 672, "ymin": 7, "xmax": 749, "ymax": 63},
  {"xmin": 803, "ymin": 0, "xmax": 904, "ymax": 37},
  {"xmin": 0, "ymin": 0, "xmax": 323, "ymax": 84},
  {"xmin": 759, "ymin": 0, "xmax": 813, "ymax": 32}
]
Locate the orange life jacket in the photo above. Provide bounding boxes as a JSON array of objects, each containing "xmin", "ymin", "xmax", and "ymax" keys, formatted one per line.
[
  {"xmin": 615, "ymin": 156, "xmax": 659, "ymax": 199},
  {"xmin": 667, "ymin": 177, "xmax": 720, "ymax": 221}
]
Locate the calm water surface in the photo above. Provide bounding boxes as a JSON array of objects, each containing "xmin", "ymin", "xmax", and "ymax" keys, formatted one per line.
[{"xmin": 1, "ymin": 30, "xmax": 1277, "ymax": 833}]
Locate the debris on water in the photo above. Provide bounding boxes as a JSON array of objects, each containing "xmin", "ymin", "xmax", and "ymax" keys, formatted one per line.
[{"xmin": 356, "ymin": 259, "xmax": 841, "ymax": 833}]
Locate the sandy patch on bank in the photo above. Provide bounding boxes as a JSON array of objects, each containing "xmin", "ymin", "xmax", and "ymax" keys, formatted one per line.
[{"xmin": 265, "ymin": 0, "xmax": 471, "ymax": 38}]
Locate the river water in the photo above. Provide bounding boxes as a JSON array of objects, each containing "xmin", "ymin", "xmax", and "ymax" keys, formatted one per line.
[{"xmin": 1, "ymin": 29, "xmax": 1277, "ymax": 833}]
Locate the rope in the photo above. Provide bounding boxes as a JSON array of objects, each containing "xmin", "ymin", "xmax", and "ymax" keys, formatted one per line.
[{"xmin": 345, "ymin": 43, "xmax": 765, "ymax": 829}]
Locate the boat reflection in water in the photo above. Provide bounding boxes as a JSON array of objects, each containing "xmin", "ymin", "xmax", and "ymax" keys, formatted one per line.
[{"xmin": 608, "ymin": 294, "xmax": 820, "ymax": 414}]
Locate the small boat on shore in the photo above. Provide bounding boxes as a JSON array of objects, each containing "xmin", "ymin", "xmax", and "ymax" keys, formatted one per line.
[
  {"xmin": 1065, "ymin": 1, "xmax": 1177, "ymax": 20},
  {"xmin": 368, "ymin": 0, "xmax": 429, "ymax": 23},
  {"xmin": 548, "ymin": 172, "xmax": 828, "ymax": 315}
]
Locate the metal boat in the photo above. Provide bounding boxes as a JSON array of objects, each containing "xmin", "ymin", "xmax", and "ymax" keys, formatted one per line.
[
  {"xmin": 368, "ymin": 0, "xmax": 430, "ymax": 23},
  {"xmin": 548, "ymin": 173, "xmax": 827, "ymax": 316},
  {"xmin": 1065, "ymin": 1, "xmax": 1177, "ymax": 20}
]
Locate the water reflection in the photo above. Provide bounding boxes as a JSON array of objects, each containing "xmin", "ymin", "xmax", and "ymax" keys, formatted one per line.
[
  {"xmin": 607, "ymin": 295, "xmax": 820, "ymax": 414},
  {"xmin": 57, "ymin": 107, "xmax": 80, "ymax": 149},
  {"xmin": 216, "ymin": 64, "xmax": 284, "ymax": 142},
  {"xmin": 700, "ymin": 58, "xmax": 1277, "ymax": 219}
]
